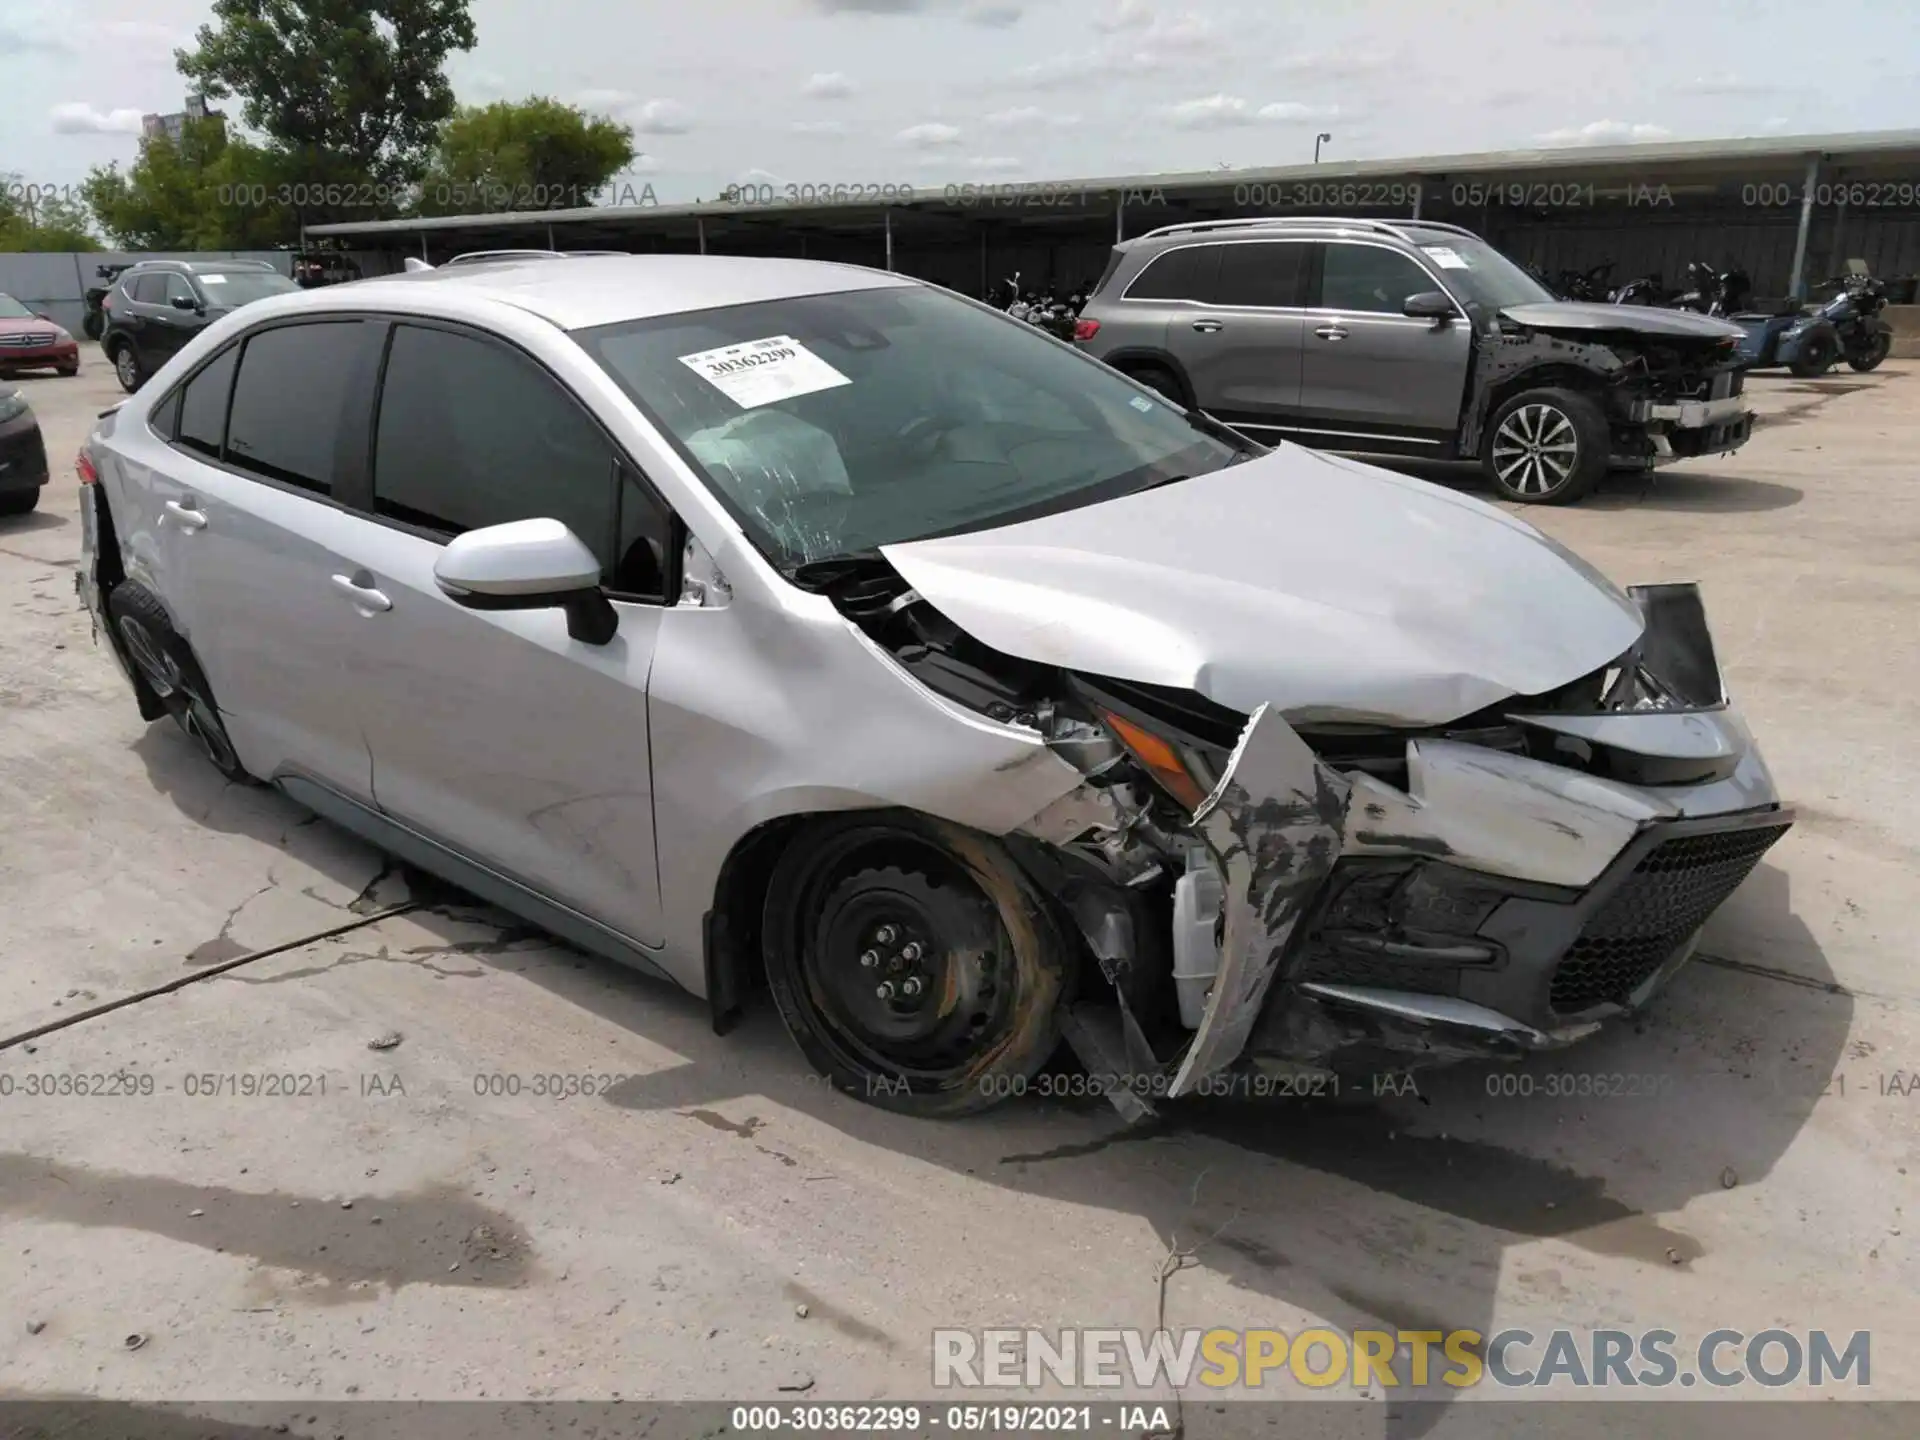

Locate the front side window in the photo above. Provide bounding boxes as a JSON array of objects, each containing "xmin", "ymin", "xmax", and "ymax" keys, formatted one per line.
[
  {"xmin": 1317, "ymin": 244, "xmax": 1440, "ymax": 314},
  {"xmin": 0, "ymin": 294, "xmax": 33, "ymax": 320},
  {"xmin": 128, "ymin": 274, "xmax": 166, "ymax": 305},
  {"xmin": 225, "ymin": 322, "xmax": 366, "ymax": 493},
  {"xmin": 371, "ymin": 324, "xmax": 618, "ymax": 572},
  {"xmin": 162, "ymin": 274, "xmax": 199, "ymax": 308},
  {"xmin": 574, "ymin": 285, "xmax": 1245, "ymax": 572}
]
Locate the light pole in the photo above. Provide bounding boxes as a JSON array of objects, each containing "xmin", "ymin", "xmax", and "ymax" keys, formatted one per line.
[{"xmin": 1314, "ymin": 132, "xmax": 1332, "ymax": 163}]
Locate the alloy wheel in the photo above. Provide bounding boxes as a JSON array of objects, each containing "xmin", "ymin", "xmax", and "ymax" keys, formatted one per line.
[
  {"xmin": 116, "ymin": 614, "xmax": 240, "ymax": 774},
  {"xmin": 114, "ymin": 346, "xmax": 138, "ymax": 390},
  {"xmin": 1491, "ymin": 403, "xmax": 1579, "ymax": 497}
]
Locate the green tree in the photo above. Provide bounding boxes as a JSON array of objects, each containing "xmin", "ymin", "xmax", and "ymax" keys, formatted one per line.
[
  {"xmin": 177, "ymin": 0, "xmax": 478, "ymax": 218},
  {"xmin": 79, "ymin": 118, "xmax": 273, "ymax": 249},
  {"xmin": 0, "ymin": 176, "xmax": 101, "ymax": 251},
  {"xmin": 415, "ymin": 97, "xmax": 635, "ymax": 216}
]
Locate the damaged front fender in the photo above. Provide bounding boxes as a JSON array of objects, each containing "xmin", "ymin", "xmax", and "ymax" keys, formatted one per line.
[{"xmin": 1170, "ymin": 705, "xmax": 1349, "ymax": 1097}]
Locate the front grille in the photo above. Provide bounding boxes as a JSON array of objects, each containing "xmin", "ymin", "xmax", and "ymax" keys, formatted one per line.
[
  {"xmin": 1548, "ymin": 823, "xmax": 1789, "ymax": 1014},
  {"xmin": 0, "ymin": 332, "xmax": 56, "ymax": 347}
]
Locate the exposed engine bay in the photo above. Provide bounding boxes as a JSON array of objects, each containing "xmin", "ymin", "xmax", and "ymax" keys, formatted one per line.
[
  {"xmin": 797, "ymin": 544, "xmax": 1791, "ymax": 1115},
  {"xmin": 1463, "ymin": 306, "xmax": 1754, "ymax": 469}
]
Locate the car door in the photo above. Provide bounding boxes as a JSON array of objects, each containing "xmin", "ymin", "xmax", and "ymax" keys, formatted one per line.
[
  {"xmin": 136, "ymin": 318, "xmax": 384, "ymax": 798},
  {"xmin": 1161, "ymin": 240, "xmax": 1310, "ymax": 436},
  {"xmin": 1295, "ymin": 240, "xmax": 1472, "ymax": 451},
  {"xmin": 147, "ymin": 273, "xmax": 204, "ymax": 364},
  {"xmin": 116, "ymin": 273, "xmax": 164, "ymax": 360},
  {"xmin": 335, "ymin": 319, "xmax": 670, "ymax": 946}
]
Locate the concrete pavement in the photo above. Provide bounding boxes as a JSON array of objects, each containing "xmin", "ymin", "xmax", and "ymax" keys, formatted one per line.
[{"xmin": 1, "ymin": 354, "xmax": 1914, "ymax": 1437}]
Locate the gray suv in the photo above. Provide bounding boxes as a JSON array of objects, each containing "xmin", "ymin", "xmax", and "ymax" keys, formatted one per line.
[{"xmin": 1077, "ymin": 217, "xmax": 1754, "ymax": 504}]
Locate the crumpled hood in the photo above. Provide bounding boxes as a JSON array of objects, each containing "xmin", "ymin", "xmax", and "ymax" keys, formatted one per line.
[
  {"xmin": 881, "ymin": 445, "xmax": 1646, "ymax": 726},
  {"xmin": 1500, "ymin": 302, "xmax": 1747, "ymax": 341}
]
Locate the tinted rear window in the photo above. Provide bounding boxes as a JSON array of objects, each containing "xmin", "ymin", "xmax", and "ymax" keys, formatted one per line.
[
  {"xmin": 176, "ymin": 347, "xmax": 238, "ymax": 458},
  {"xmin": 1125, "ymin": 245, "xmax": 1219, "ymax": 302},
  {"xmin": 225, "ymin": 322, "xmax": 366, "ymax": 493},
  {"xmin": 1214, "ymin": 242, "xmax": 1308, "ymax": 308}
]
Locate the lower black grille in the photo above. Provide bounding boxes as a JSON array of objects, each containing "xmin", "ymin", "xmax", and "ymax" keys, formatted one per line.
[{"xmin": 1549, "ymin": 823, "xmax": 1789, "ymax": 1014}]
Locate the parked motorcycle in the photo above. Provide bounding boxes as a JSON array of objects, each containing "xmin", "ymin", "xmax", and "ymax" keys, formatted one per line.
[
  {"xmin": 1553, "ymin": 261, "xmax": 1615, "ymax": 302},
  {"xmin": 82, "ymin": 263, "xmax": 130, "ymax": 341},
  {"xmin": 1730, "ymin": 274, "xmax": 1889, "ymax": 376},
  {"xmin": 1665, "ymin": 261, "xmax": 1753, "ymax": 318},
  {"xmin": 1610, "ymin": 272, "xmax": 1666, "ymax": 306},
  {"xmin": 1817, "ymin": 273, "xmax": 1892, "ymax": 372}
]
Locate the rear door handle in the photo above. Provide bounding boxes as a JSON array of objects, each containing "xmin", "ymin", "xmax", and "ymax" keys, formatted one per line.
[
  {"xmin": 330, "ymin": 571, "xmax": 392, "ymax": 613},
  {"xmin": 163, "ymin": 499, "xmax": 207, "ymax": 531},
  {"xmin": 1191, "ymin": 319, "xmax": 1224, "ymax": 333},
  {"xmin": 1313, "ymin": 325, "xmax": 1349, "ymax": 341}
]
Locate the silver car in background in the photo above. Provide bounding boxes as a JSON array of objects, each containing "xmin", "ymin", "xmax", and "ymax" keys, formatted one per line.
[{"xmin": 76, "ymin": 255, "xmax": 1791, "ymax": 1117}]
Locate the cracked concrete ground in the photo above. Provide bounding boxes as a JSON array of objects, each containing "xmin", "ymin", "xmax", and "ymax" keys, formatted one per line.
[{"xmin": 0, "ymin": 357, "xmax": 1916, "ymax": 1438}]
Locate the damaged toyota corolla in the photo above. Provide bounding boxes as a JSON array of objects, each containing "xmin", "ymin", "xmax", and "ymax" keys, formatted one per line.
[{"xmin": 77, "ymin": 256, "xmax": 1792, "ymax": 1118}]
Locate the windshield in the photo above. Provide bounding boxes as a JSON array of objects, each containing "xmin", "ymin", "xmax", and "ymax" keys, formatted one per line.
[
  {"xmin": 195, "ymin": 271, "xmax": 299, "ymax": 306},
  {"xmin": 0, "ymin": 295, "xmax": 35, "ymax": 320},
  {"xmin": 1408, "ymin": 233, "xmax": 1557, "ymax": 310},
  {"xmin": 574, "ymin": 285, "xmax": 1243, "ymax": 570}
]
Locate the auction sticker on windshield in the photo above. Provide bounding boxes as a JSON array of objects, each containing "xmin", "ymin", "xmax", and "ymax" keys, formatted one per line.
[
  {"xmin": 201, "ymin": 275, "xmax": 229, "ymax": 285},
  {"xmin": 679, "ymin": 335, "xmax": 851, "ymax": 409},
  {"xmin": 1422, "ymin": 246, "xmax": 1470, "ymax": 270}
]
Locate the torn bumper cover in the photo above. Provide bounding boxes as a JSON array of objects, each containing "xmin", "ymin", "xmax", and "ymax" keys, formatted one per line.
[{"xmin": 1167, "ymin": 584, "xmax": 1791, "ymax": 1097}]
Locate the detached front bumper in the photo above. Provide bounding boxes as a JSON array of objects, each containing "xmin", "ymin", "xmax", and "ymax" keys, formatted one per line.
[
  {"xmin": 1168, "ymin": 584, "xmax": 1791, "ymax": 1095},
  {"xmin": 1617, "ymin": 389, "xmax": 1753, "ymax": 467}
]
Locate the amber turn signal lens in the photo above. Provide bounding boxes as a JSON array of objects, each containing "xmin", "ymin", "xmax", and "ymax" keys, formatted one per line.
[{"xmin": 1100, "ymin": 710, "xmax": 1210, "ymax": 815}]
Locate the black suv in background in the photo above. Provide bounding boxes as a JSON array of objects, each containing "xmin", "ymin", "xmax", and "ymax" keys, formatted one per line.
[{"xmin": 100, "ymin": 259, "xmax": 300, "ymax": 393}]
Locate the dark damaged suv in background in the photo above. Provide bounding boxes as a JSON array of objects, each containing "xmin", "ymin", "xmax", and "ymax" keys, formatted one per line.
[{"xmin": 1076, "ymin": 217, "xmax": 1753, "ymax": 504}]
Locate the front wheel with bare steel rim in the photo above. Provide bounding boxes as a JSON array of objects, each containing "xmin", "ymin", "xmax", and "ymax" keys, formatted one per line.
[
  {"xmin": 1481, "ymin": 387, "xmax": 1608, "ymax": 505},
  {"xmin": 762, "ymin": 813, "xmax": 1073, "ymax": 1116},
  {"xmin": 107, "ymin": 582, "xmax": 252, "ymax": 783}
]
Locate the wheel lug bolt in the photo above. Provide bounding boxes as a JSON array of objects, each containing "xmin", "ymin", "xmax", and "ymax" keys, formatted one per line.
[
  {"xmin": 860, "ymin": 950, "xmax": 879, "ymax": 968},
  {"xmin": 902, "ymin": 977, "xmax": 923, "ymax": 997},
  {"xmin": 875, "ymin": 982, "xmax": 896, "ymax": 1000},
  {"xmin": 901, "ymin": 942, "xmax": 923, "ymax": 962},
  {"xmin": 875, "ymin": 925, "xmax": 897, "ymax": 945}
]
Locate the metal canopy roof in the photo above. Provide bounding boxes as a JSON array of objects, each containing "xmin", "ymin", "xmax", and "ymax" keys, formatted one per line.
[{"xmin": 308, "ymin": 128, "xmax": 1920, "ymax": 243}]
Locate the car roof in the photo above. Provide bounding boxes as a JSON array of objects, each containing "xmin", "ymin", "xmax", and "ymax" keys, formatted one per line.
[
  {"xmin": 337, "ymin": 253, "xmax": 918, "ymax": 330},
  {"xmin": 127, "ymin": 259, "xmax": 279, "ymax": 274}
]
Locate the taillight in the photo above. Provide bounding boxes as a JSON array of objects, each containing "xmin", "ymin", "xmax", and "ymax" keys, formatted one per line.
[
  {"xmin": 1073, "ymin": 318, "xmax": 1100, "ymax": 341},
  {"xmin": 76, "ymin": 449, "xmax": 98, "ymax": 485}
]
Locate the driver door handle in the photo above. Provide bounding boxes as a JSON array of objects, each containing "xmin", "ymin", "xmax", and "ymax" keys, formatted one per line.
[
  {"xmin": 1191, "ymin": 319, "xmax": 1224, "ymax": 333},
  {"xmin": 1314, "ymin": 325, "xmax": 1349, "ymax": 341},
  {"xmin": 163, "ymin": 499, "xmax": 207, "ymax": 531},
  {"xmin": 331, "ymin": 571, "xmax": 392, "ymax": 613}
]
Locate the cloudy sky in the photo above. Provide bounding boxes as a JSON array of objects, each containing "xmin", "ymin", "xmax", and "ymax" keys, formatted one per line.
[{"xmin": 5, "ymin": 0, "xmax": 1919, "ymax": 198}]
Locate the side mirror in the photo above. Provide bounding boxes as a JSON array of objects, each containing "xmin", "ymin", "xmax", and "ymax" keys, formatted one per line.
[
  {"xmin": 433, "ymin": 518, "xmax": 618, "ymax": 645},
  {"xmin": 171, "ymin": 294, "xmax": 200, "ymax": 312},
  {"xmin": 1403, "ymin": 290, "xmax": 1455, "ymax": 322}
]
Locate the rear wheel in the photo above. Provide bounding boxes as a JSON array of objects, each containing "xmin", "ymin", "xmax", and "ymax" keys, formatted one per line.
[
  {"xmin": 1789, "ymin": 334, "xmax": 1838, "ymax": 378},
  {"xmin": 1482, "ymin": 387, "xmax": 1609, "ymax": 504},
  {"xmin": 110, "ymin": 339, "xmax": 144, "ymax": 393},
  {"xmin": 106, "ymin": 583, "xmax": 251, "ymax": 782},
  {"xmin": 762, "ymin": 813, "xmax": 1072, "ymax": 1116},
  {"xmin": 1846, "ymin": 331, "xmax": 1891, "ymax": 372},
  {"xmin": 0, "ymin": 490, "xmax": 39, "ymax": 517}
]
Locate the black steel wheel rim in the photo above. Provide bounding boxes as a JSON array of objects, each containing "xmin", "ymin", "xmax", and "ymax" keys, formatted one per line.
[{"xmin": 789, "ymin": 831, "xmax": 1019, "ymax": 1090}]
